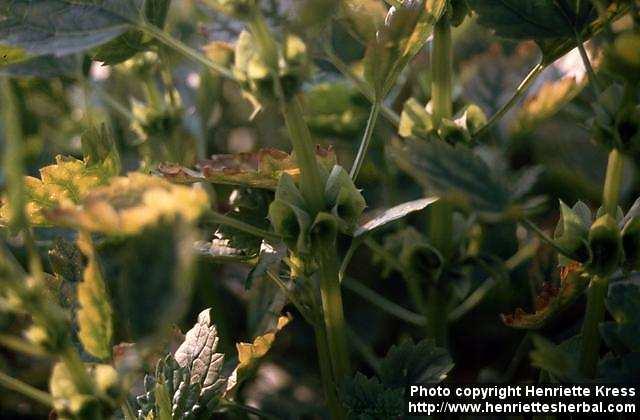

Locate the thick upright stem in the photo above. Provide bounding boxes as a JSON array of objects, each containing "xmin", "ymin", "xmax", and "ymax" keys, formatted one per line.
[
  {"xmin": 579, "ymin": 148, "xmax": 624, "ymax": 378},
  {"xmin": 431, "ymin": 17, "xmax": 452, "ymax": 124},
  {"xmin": 579, "ymin": 275, "xmax": 609, "ymax": 378},
  {"xmin": 314, "ymin": 324, "xmax": 345, "ymax": 419},
  {"xmin": 318, "ymin": 247, "xmax": 351, "ymax": 383},
  {"xmin": 425, "ymin": 17, "xmax": 454, "ymax": 348}
]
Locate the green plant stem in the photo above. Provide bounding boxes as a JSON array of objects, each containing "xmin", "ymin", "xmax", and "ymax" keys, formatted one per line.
[
  {"xmin": 579, "ymin": 149, "xmax": 624, "ymax": 378},
  {"xmin": 0, "ymin": 370, "xmax": 53, "ymax": 407},
  {"xmin": 427, "ymin": 17, "xmax": 455, "ymax": 348},
  {"xmin": 602, "ymin": 149, "xmax": 624, "ymax": 217},
  {"xmin": 203, "ymin": 211, "xmax": 281, "ymax": 242},
  {"xmin": 579, "ymin": 275, "xmax": 609, "ymax": 378},
  {"xmin": 425, "ymin": 284, "xmax": 448, "ymax": 347},
  {"xmin": 140, "ymin": 23, "xmax": 235, "ymax": 80},
  {"xmin": 0, "ymin": 334, "xmax": 47, "ymax": 357},
  {"xmin": 472, "ymin": 63, "xmax": 545, "ymax": 139},
  {"xmin": 350, "ymin": 101, "xmax": 381, "ymax": 181},
  {"xmin": 313, "ymin": 325, "xmax": 345, "ymax": 420},
  {"xmin": 346, "ymin": 326, "xmax": 381, "ymax": 375},
  {"xmin": 431, "ymin": 17, "xmax": 453, "ymax": 124},
  {"xmin": 318, "ymin": 247, "xmax": 351, "ymax": 384},
  {"xmin": 343, "ymin": 277, "xmax": 427, "ymax": 326}
]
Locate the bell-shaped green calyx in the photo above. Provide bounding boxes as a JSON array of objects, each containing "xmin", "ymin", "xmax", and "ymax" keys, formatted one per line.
[
  {"xmin": 269, "ymin": 174, "xmax": 313, "ymax": 253},
  {"xmin": 401, "ymin": 241, "xmax": 444, "ymax": 285},
  {"xmin": 554, "ymin": 200, "xmax": 591, "ymax": 263},
  {"xmin": 311, "ymin": 212, "xmax": 339, "ymax": 249},
  {"xmin": 622, "ymin": 217, "xmax": 640, "ymax": 270},
  {"xmin": 587, "ymin": 214, "xmax": 623, "ymax": 276},
  {"xmin": 324, "ymin": 165, "xmax": 366, "ymax": 229}
]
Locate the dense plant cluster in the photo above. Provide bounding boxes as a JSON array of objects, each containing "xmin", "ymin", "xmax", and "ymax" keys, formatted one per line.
[{"xmin": 0, "ymin": 0, "xmax": 639, "ymax": 419}]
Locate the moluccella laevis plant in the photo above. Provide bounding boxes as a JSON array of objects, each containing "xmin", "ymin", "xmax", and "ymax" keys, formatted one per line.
[{"xmin": 0, "ymin": 0, "xmax": 639, "ymax": 419}]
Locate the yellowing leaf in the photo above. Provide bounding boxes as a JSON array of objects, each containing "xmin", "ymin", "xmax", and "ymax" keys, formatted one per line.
[
  {"xmin": 226, "ymin": 314, "xmax": 291, "ymax": 393},
  {"xmin": 76, "ymin": 232, "xmax": 113, "ymax": 360},
  {"xmin": 0, "ymin": 155, "xmax": 114, "ymax": 227},
  {"xmin": 47, "ymin": 173, "xmax": 210, "ymax": 235},
  {"xmin": 158, "ymin": 147, "xmax": 337, "ymax": 190},
  {"xmin": 515, "ymin": 76, "xmax": 585, "ymax": 132},
  {"xmin": 501, "ymin": 264, "xmax": 590, "ymax": 329}
]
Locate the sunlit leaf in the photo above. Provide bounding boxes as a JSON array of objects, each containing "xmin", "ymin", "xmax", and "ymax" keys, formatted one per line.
[
  {"xmin": 515, "ymin": 75, "xmax": 585, "ymax": 132},
  {"xmin": 226, "ymin": 314, "xmax": 291, "ymax": 393},
  {"xmin": 76, "ymin": 233, "xmax": 113, "ymax": 360},
  {"xmin": 136, "ymin": 308, "xmax": 227, "ymax": 418},
  {"xmin": 355, "ymin": 197, "xmax": 439, "ymax": 237},
  {"xmin": 50, "ymin": 362, "xmax": 121, "ymax": 419},
  {"xmin": 501, "ymin": 264, "xmax": 590, "ymax": 329},
  {"xmin": 158, "ymin": 147, "xmax": 337, "ymax": 190},
  {"xmin": 47, "ymin": 173, "xmax": 209, "ymax": 235},
  {"xmin": 0, "ymin": 155, "xmax": 115, "ymax": 227}
]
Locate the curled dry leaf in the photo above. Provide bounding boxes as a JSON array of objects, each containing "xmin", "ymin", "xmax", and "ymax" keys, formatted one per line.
[
  {"xmin": 158, "ymin": 147, "xmax": 337, "ymax": 190},
  {"xmin": 47, "ymin": 173, "xmax": 209, "ymax": 235},
  {"xmin": 501, "ymin": 262, "xmax": 590, "ymax": 329},
  {"xmin": 226, "ymin": 314, "xmax": 292, "ymax": 393}
]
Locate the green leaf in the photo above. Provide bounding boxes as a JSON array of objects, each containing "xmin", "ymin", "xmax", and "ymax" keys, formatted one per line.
[
  {"xmin": 378, "ymin": 338, "xmax": 453, "ymax": 388},
  {"xmin": 530, "ymin": 334, "xmax": 582, "ymax": 381},
  {"xmin": 389, "ymin": 138, "xmax": 511, "ymax": 217},
  {"xmin": 600, "ymin": 281, "xmax": 640, "ymax": 353},
  {"xmin": 48, "ymin": 237, "xmax": 84, "ymax": 284},
  {"xmin": 340, "ymin": 0, "xmax": 387, "ymax": 42},
  {"xmin": 92, "ymin": 32, "xmax": 146, "ymax": 65},
  {"xmin": 502, "ymin": 265, "xmax": 590, "ymax": 329},
  {"xmin": 216, "ymin": 189, "xmax": 273, "ymax": 256},
  {"xmin": 324, "ymin": 165, "xmax": 366, "ymax": 228},
  {"xmin": 466, "ymin": 0, "xmax": 593, "ymax": 40},
  {"xmin": 96, "ymin": 221, "xmax": 196, "ymax": 342},
  {"xmin": 0, "ymin": 55, "xmax": 80, "ymax": 78},
  {"xmin": 245, "ymin": 242, "xmax": 284, "ymax": 289},
  {"xmin": 340, "ymin": 373, "xmax": 404, "ymax": 420},
  {"xmin": 81, "ymin": 124, "xmax": 121, "ymax": 177},
  {"xmin": 598, "ymin": 352, "xmax": 640, "ymax": 382},
  {"xmin": 92, "ymin": 0, "xmax": 172, "ymax": 65},
  {"xmin": 305, "ymin": 82, "xmax": 369, "ymax": 138},
  {"xmin": 355, "ymin": 197, "xmax": 439, "ymax": 237},
  {"xmin": 76, "ymin": 233, "xmax": 113, "ymax": 360},
  {"xmin": 0, "ymin": 0, "xmax": 142, "ymax": 59}
]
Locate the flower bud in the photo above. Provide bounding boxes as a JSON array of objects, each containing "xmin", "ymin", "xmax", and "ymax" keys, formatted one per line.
[{"xmin": 587, "ymin": 214, "xmax": 622, "ymax": 276}]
